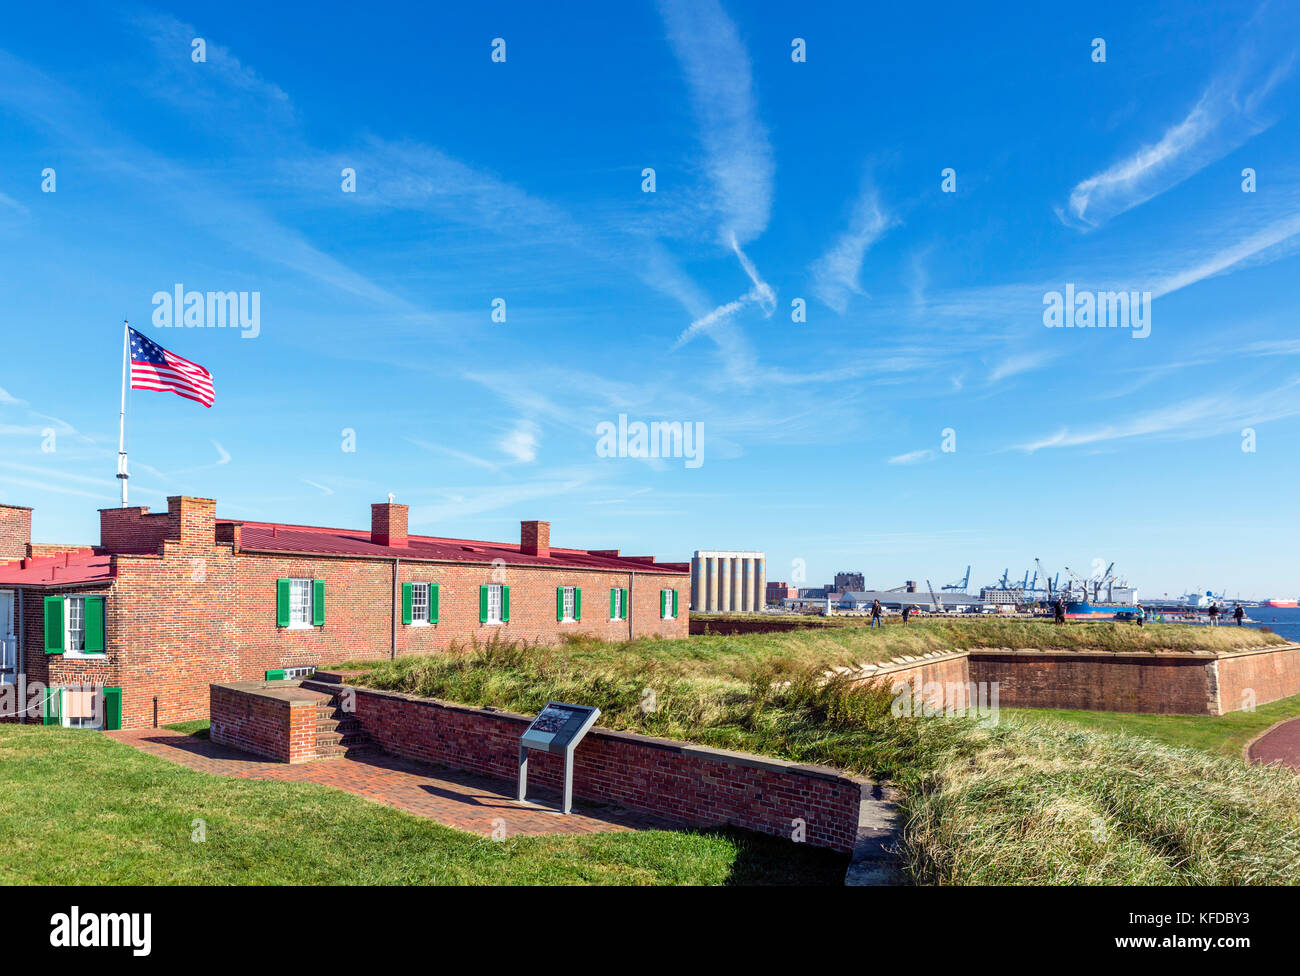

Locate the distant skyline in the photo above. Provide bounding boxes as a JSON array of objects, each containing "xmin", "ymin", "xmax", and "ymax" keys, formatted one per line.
[{"xmin": 2, "ymin": 2, "xmax": 1300, "ymax": 598}]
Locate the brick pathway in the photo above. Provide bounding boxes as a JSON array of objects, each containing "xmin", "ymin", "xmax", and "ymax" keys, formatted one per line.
[
  {"xmin": 1247, "ymin": 717, "xmax": 1300, "ymax": 771},
  {"xmin": 109, "ymin": 729, "xmax": 666, "ymax": 837}
]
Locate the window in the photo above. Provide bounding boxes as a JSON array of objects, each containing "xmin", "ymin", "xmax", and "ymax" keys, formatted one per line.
[
  {"xmin": 289, "ymin": 578, "xmax": 313, "ymax": 627},
  {"xmin": 65, "ymin": 596, "xmax": 85, "ymax": 652},
  {"xmin": 560, "ymin": 586, "xmax": 576, "ymax": 622},
  {"xmin": 486, "ymin": 583, "xmax": 503, "ymax": 624},
  {"xmin": 61, "ymin": 688, "xmax": 102, "ymax": 730},
  {"xmin": 411, "ymin": 582, "xmax": 430, "ymax": 624},
  {"xmin": 610, "ymin": 588, "xmax": 623, "ymax": 620},
  {"xmin": 661, "ymin": 588, "xmax": 678, "ymax": 620}
]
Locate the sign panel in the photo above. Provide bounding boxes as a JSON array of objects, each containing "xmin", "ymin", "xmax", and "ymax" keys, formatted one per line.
[{"xmin": 517, "ymin": 701, "xmax": 601, "ymax": 814}]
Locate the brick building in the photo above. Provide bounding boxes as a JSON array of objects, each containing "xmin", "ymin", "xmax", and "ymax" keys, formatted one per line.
[{"xmin": 0, "ymin": 496, "xmax": 689, "ymax": 731}]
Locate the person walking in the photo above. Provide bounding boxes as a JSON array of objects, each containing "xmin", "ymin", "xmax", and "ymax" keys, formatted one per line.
[
  {"xmin": 1135, "ymin": 603, "xmax": 1145, "ymax": 628},
  {"xmin": 1233, "ymin": 603, "xmax": 1245, "ymax": 626},
  {"xmin": 871, "ymin": 599, "xmax": 883, "ymax": 629},
  {"xmin": 901, "ymin": 605, "xmax": 912, "ymax": 625},
  {"xmin": 1208, "ymin": 603, "xmax": 1220, "ymax": 626},
  {"xmin": 1054, "ymin": 596, "xmax": 1066, "ymax": 625}
]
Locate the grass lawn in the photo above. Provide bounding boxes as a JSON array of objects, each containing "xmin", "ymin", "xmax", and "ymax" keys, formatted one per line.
[
  {"xmin": 0, "ymin": 725, "xmax": 845, "ymax": 886},
  {"xmin": 329, "ymin": 627, "xmax": 1300, "ymax": 884},
  {"xmin": 1009, "ymin": 693, "xmax": 1300, "ymax": 758}
]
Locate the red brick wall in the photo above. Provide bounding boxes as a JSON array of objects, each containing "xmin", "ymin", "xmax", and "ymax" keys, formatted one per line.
[
  {"xmin": 210, "ymin": 683, "xmax": 319, "ymax": 763},
  {"xmin": 0, "ymin": 505, "xmax": 32, "ymax": 562},
  {"xmin": 301, "ymin": 680, "xmax": 865, "ymax": 852},
  {"xmin": 1214, "ymin": 645, "xmax": 1300, "ymax": 715},
  {"xmin": 969, "ymin": 650, "xmax": 1220, "ymax": 715},
  {"xmin": 99, "ymin": 506, "xmax": 169, "ymax": 554},
  {"xmin": 28, "ymin": 537, "xmax": 687, "ymax": 730}
]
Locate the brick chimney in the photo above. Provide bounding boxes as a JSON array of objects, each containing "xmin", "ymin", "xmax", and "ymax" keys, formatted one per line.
[
  {"xmin": 166, "ymin": 497, "xmax": 217, "ymax": 548},
  {"xmin": 371, "ymin": 502, "xmax": 409, "ymax": 547},
  {"xmin": 521, "ymin": 520, "xmax": 550, "ymax": 557},
  {"xmin": 0, "ymin": 504, "xmax": 32, "ymax": 562}
]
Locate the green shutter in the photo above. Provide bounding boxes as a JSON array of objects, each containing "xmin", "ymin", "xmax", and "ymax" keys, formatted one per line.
[
  {"xmin": 672, "ymin": 589, "xmax": 679, "ymax": 618},
  {"xmin": 575, "ymin": 587, "xmax": 582, "ymax": 621},
  {"xmin": 312, "ymin": 579, "xmax": 325, "ymax": 626},
  {"xmin": 103, "ymin": 687, "xmax": 122, "ymax": 731},
  {"xmin": 621, "ymin": 588, "xmax": 630, "ymax": 620},
  {"xmin": 401, "ymin": 583, "xmax": 413, "ymax": 625},
  {"xmin": 84, "ymin": 596, "xmax": 106, "ymax": 653},
  {"xmin": 556, "ymin": 586, "xmax": 565, "ymax": 622},
  {"xmin": 610, "ymin": 588, "xmax": 617, "ymax": 619},
  {"xmin": 502, "ymin": 585, "xmax": 511, "ymax": 622},
  {"xmin": 43, "ymin": 596, "xmax": 64, "ymax": 654},
  {"xmin": 42, "ymin": 687, "xmax": 60, "ymax": 725},
  {"xmin": 479, "ymin": 585, "xmax": 488, "ymax": 623},
  {"xmin": 431, "ymin": 583, "xmax": 440, "ymax": 623},
  {"xmin": 275, "ymin": 579, "xmax": 290, "ymax": 627},
  {"xmin": 661, "ymin": 589, "xmax": 668, "ymax": 618},
  {"xmin": 265, "ymin": 669, "xmax": 286, "ymax": 681}
]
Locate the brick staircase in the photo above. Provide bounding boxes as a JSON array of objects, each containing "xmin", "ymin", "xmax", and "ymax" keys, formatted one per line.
[{"xmin": 309, "ymin": 688, "xmax": 376, "ymax": 760}]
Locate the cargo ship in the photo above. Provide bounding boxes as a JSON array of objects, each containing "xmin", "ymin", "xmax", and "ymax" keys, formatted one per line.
[
  {"xmin": 1263, "ymin": 598, "xmax": 1298, "ymax": 608},
  {"xmin": 1064, "ymin": 600, "xmax": 1140, "ymax": 619}
]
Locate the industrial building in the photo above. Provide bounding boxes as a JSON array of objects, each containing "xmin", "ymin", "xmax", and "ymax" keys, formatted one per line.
[{"xmin": 690, "ymin": 550, "xmax": 765, "ymax": 612}]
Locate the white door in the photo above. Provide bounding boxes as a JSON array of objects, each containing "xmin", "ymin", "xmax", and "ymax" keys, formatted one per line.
[{"xmin": 0, "ymin": 590, "xmax": 15, "ymax": 685}]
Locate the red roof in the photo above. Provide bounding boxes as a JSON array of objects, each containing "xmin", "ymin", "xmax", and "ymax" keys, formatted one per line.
[
  {"xmin": 0, "ymin": 549, "xmax": 114, "ymax": 587},
  {"xmin": 224, "ymin": 520, "xmax": 689, "ymax": 575}
]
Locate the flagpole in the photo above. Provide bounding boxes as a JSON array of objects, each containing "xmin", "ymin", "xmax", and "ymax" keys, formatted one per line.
[{"xmin": 117, "ymin": 318, "xmax": 129, "ymax": 507}]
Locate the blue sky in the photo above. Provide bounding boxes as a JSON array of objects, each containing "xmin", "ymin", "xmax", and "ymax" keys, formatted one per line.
[{"xmin": 2, "ymin": 1, "xmax": 1300, "ymax": 599}]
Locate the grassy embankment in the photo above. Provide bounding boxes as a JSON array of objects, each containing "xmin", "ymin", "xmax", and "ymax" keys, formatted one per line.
[
  {"xmin": 0, "ymin": 724, "xmax": 843, "ymax": 885},
  {"xmin": 330, "ymin": 619, "xmax": 1300, "ymax": 885}
]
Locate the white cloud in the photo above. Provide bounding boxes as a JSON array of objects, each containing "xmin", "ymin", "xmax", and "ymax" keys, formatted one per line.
[
  {"xmin": 499, "ymin": 421, "xmax": 540, "ymax": 464},
  {"xmin": 988, "ymin": 350, "xmax": 1057, "ymax": 384},
  {"xmin": 887, "ymin": 449, "xmax": 935, "ymax": 465},
  {"xmin": 1062, "ymin": 28, "xmax": 1296, "ymax": 228},
  {"xmin": 810, "ymin": 181, "xmax": 895, "ymax": 313},
  {"xmin": 658, "ymin": 0, "xmax": 773, "ymax": 244}
]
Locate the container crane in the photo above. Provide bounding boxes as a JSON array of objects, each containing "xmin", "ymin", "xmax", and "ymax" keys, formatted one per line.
[{"xmin": 942, "ymin": 566, "xmax": 971, "ymax": 592}]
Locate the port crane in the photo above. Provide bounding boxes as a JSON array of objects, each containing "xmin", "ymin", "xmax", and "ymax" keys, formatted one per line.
[{"xmin": 942, "ymin": 566, "xmax": 971, "ymax": 592}]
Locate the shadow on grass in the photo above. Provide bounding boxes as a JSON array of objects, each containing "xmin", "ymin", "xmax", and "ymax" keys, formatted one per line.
[{"xmin": 710, "ymin": 827, "xmax": 849, "ymax": 886}]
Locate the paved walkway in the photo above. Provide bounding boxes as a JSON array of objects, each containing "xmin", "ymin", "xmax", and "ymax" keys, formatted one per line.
[
  {"xmin": 1247, "ymin": 718, "xmax": 1300, "ymax": 771},
  {"xmin": 109, "ymin": 729, "xmax": 666, "ymax": 838}
]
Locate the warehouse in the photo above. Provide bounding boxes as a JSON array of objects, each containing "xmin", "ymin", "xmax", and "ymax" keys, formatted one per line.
[{"xmin": 0, "ymin": 497, "xmax": 688, "ymax": 731}]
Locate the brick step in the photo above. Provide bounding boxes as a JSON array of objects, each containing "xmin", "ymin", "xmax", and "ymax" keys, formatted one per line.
[
  {"xmin": 315, "ymin": 729, "xmax": 372, "ymax": 748},
  {"xmin": 313, "ymin": 742, "xmax": 379, "ymax": 760},
  {"xmin": 315, "ymin": 716, "xmax": 364, "ymax": 735}
]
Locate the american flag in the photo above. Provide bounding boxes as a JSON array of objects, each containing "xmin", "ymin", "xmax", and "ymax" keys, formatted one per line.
[{"xmin": 129, "ymin": 328, "xmax": 215, "ymax": 408}]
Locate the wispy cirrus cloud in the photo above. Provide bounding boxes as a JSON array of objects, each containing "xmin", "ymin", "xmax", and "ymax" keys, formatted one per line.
[
  {"xmin": 658, "ymin": 0, "xmax": 773, "ymax": 244},
  {"xmin": 1012, "ymin": 377, "xmax": 1300, "ymax": 452},
  {"xmin": 810, "ymin": 180, "xmax": 896, "ymax": 313},
  {"xmin": 887, "ymin": 449, "xmax": 935, "ymax": 465},
  {"xmin": 1060, "ymin": 11, "xmax": 1298, "ymax": 229}
]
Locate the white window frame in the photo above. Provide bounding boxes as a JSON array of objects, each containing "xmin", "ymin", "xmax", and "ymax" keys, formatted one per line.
[
  {"xmin": 662, "ymin": 588, "xmax": 676, "ymax": 620},
  {"xmin": 65, "ymin": 595, "xmax": 86, "ymax": 653},
  {"xmin": 59, "ymin": 687, "xmax": 103, "ymax": 730},
  {"xmin": 562, "ymin": 585, "xmax": 576, "ymax": 623},
  {"xmin": 289, "ymin": 578, "xmax": 314, "ymax": 629},
  {"xmin": 0, "ymin": 589, "xmax": 16, "ymax": 685},
  {"xmin": 411, "ymin": 582, "xmax": 431, "ymax": 626},
  {"xmin": 486, "ymin": 583, "xmax": 504, "ymax": 625},
  {"xmin": 611, "ymin": 588, "xmax": 623, "ymax": 621}
]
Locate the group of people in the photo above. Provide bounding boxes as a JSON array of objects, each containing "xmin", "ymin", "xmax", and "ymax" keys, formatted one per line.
[
  {"xmin": 868, "ymin": 599, "xmax": 915, "ymax": 626},
  {"xmin": 1206, "ymin": 603, "xmax": 1247, "ymax": 626}
]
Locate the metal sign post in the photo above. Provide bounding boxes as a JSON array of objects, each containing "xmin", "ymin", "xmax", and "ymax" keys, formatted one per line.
[{"xmin": 517, "ymin": 701, "xmax": 601, "ymax": 814}]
